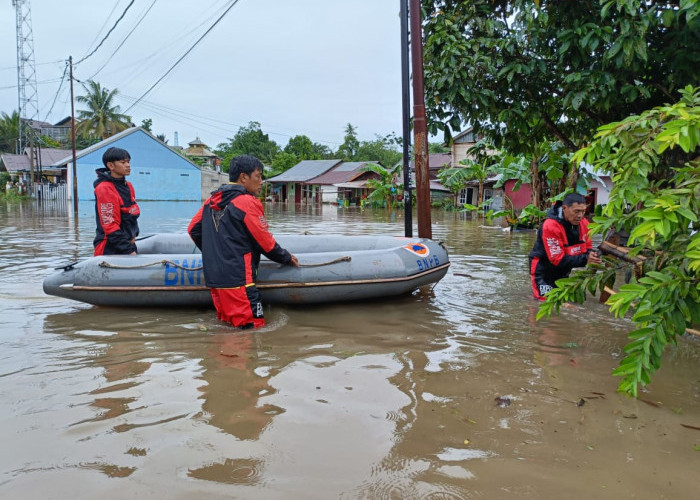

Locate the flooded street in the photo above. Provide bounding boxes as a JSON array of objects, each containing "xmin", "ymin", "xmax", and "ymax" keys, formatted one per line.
[{"xmin": 1, "ymin": 200, "xmax": 699, "ymax": 499}]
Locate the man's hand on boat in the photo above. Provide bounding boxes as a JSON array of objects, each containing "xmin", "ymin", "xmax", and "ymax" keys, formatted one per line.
[{"xmin": 289, "ymin": 254, "xmax": 299, "ymax": 267}]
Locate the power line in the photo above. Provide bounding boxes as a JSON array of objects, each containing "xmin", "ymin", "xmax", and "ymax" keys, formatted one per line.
[
  {"xmin": 86, "ymin": 0, "xmax": 158, "ymax": 81},
  {"xmin": 118, "ymin": 93, "xmax": 343, "ymax": 147},
  {"xmin": 124, "ymin": 0, "xmax": 241, "ymax": 113},
  {"xmin": 75, "ymin": 0, "xmax": 136, "ymax": 65},
  {"xmin": 85, "ymin": 2, "xmax": 120, "ymax": 55},
  {"xmin": 43, "ymin": 61, "xmax": 69, "ymax": 121}
]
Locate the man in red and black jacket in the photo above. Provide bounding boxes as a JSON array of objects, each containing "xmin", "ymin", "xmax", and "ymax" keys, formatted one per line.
[
  {"xmin": 529, "ymin": 193, "xmax": 601, "ymax": 301},
  {"xmin": 93, "ymin": 147, "xmax": 140, "ymax": 256},
  {"xmin": 188, "ymin": 155, "xmax": 298, "ymax": 329}
]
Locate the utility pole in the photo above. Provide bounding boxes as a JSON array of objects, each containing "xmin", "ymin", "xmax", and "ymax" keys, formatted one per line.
[
  {"xmin": 13, "ymin": 0, "xmax": 39, "ymax": 155},
  {"xmin": 400, "ymin": 0, "xmax": 413, "ymax": 237},
  {"xmin": 409, "ymin": 0, "xmax": 431, "ymax": 238},
  {"xmin": 69, "ymin": 56, "xmax": 78, "ymax": 213}
]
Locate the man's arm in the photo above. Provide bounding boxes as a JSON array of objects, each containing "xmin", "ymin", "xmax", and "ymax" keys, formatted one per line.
[
  {"xmin": 239, "ymin": 197, "xmax": 294, "ymax": 265},
  {"xmin": 541, "ymin": 220, "xmax": 588, "ymax": 270},
  {"xmin": 188, "ymin": 203, "xmax": 205, "ymax": 250}
]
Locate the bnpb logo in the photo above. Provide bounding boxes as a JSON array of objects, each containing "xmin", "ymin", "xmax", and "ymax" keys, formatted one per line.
[{"xmin": 403, "ymin": 243, "xmax": 430, "ymax": 257}]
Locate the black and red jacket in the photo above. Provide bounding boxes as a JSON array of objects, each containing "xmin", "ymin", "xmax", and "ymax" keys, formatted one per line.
[
  {"xmin": 93, "ymin": 168, "xmax": 140, "ymax": 256},
  {"xmin": 529, "ymin": 202, "xmax": 593, "ymax": 282},
  {"xmin": 188, "ymin": 184, "xmax": 292, "ymax": 288}
]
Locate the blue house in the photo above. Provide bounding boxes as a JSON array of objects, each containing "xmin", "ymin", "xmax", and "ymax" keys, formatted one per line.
[{"xmin": 53, "ymin": 127, "xmax": 202, "ymax": 202}]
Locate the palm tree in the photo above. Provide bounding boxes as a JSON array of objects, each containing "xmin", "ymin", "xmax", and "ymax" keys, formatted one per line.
[
  {"xmin": 76, "ymin": 80, "xmax": 132, "ymax": 140},
  {"xmin": 0, "ymin": 111, "xmax": 20, "ymax": 153}
]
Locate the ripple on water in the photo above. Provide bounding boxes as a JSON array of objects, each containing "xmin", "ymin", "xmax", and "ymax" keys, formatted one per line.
[{"xmin": 188, "ymin": 458, "xmax": 263, "ymax": 485}]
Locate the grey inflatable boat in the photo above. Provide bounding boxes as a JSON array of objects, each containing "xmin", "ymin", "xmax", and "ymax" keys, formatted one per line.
[{"xmin": 43, "ymin": 233, "xmax": 450, "ymax": 307}]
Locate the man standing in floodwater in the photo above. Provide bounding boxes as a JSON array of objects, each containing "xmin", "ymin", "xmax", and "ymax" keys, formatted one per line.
[
  {"xmin": 93, "ymin": 147, "xmax": 140, "ymax": 256},
  {"xmin": 188, "ymin": 154, "xmax": 298, "ymax": 329},
  {"xmin": 528, "ymin": 192, "xmax": 602, "ymax": 300}
]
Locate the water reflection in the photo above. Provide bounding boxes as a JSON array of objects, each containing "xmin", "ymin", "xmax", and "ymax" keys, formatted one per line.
[{"xmin": 2, "ymin": 202, "xmax": 699, "ymax": 498}]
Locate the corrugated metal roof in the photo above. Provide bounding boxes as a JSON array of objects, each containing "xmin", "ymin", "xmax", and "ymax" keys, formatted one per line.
[
  {"xmin": 409, "ymin": 153, "xmax": 452, "ymax": 170},
  {"xmin": 334, "ymin": 179, "xmax": 370, "ymax": 188},
  {"xmin": 267, "ymin": 159, "xmax": 342, "ymax": 183},
  {"xmin": 306, "ymin": 161, "xmax": 374, "ymax": 185},
  {"xmin": 1, "ymin": 148, "xmax": 72, "ymax": 172}
]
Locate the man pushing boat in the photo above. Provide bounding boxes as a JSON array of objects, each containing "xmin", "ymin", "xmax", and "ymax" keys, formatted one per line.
[{"xmin": 188, "ymin": 155, "xmax": 299, "ymax": 328}]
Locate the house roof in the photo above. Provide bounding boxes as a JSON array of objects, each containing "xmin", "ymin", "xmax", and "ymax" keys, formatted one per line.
[
  {"xmin": 430, "ymin": 180, "xmax": 450, "ymax": 192},
  {"xmin": 334, "ymin": 179, "xmax": 370, "ymax": 189},
  {"xmin": 410, "ymin": 153, "xmax": 451, "ymax": 171},
  {"xmin": 267, "ymin": 159, "xmax": 342, "ymax": 183},
  {"xmin": 51, "ymin": 127, "xmax": 199, "ymax": 169},
  {"xmin": 184, "ymin": 145, "xmax": 218, "ymax": 158},
  {"xmin": 1, "ymin": 148, "xmax": 72, "ymax": 173},
  {"xmin": 305, "ymin": 161, "xmax": 372, "ymax": 185},
  {"xmin": 452, "ymin": 127, "xmax": 481, "ymax": 144}
]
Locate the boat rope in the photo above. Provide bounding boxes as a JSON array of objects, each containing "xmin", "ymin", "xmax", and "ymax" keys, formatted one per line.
[
  {"xmin": 98, "ymin": 255, "xmax": 352, "ymax": 271},
  {"xmin": 99, "ymin": 260, "xmax": 203, "ymax": 270},
  {"xmin": 298, "ymin": 256, "xmax": 351, "ymax": 267}
]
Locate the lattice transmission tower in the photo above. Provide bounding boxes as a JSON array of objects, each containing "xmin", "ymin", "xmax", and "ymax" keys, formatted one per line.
[{"xmin": 13, "ymin": 0, "xmax": 39, "ymax": 154}]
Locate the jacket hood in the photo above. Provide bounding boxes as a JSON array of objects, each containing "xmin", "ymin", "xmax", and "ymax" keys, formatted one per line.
[
  {"xmin": 208, "ymin": 183, "xmax": 247, "ymax": 211},
  {"xmin": 545, "ymin": 201, "xmax": 565, "ymax": 223},
  {"xmin": 93, "ymin": 167, "xmax": 126, "ymax": 188}
]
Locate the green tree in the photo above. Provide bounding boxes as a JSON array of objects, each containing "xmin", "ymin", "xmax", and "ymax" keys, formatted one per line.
[
  {"xmin": 429, "ymin": 142, "xmax": 450, "ymax": 153},
  {"xmin": 284, "ymin": 135, "xmax": 319, "ymax": 160},
  {"xmin": 75, "ymin": 80, "xmax": 132, "ymax": 140},
  {"xmin": 270, "ymin": 151, "xmax": 299, "ymax": 176},
  {"xmin": 312, "ymin": 142, "xmax": 333, "ymax": 159},
  {"xmin": 362, "ymin": 162, "xmax": 403, "ymax": 208},
  {"xmin": 537, "ymin": 86, "xmax": 700, "ymax": 397},
  {"xmin": 336, "ymin": 123, "xmax": 360, "ymax": 161},
  {"xmin": 355, "ymin": 133, "xmax": 402, "ymax": 168},
  {"xmin": 140, "ymin": 118, "xmax": 153, "ymax": 132},
  {"xmin": 214, "ymin": 121, "xmax": 280, "ymax": 168},
  {"xmin": 0, "ymin": 111, "xmax": 20, "ymax": 153},
  {"xmin": 422, "ymin": 0, "xmax": 700, "ymax": 202}
]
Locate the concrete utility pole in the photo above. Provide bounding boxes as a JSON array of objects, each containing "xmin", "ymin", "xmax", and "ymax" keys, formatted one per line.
[
  {"xmin": 409, "ymin": 0, "xmax": 432, "ymax": 238},
  {"xmin": 13, "ymin": 0, "xmax": 39, "ymax": 154},
  {"xmin": 400, "ymin": 0, "xmax": 413, "ymax": 237}
]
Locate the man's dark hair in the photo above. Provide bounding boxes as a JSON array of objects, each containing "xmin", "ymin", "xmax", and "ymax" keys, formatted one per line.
[
  {"xmin": 102, "ymin": 147, "xmax": 131, "ymax": 166},
  {"xmin": 229, "ymin": 154, "xmax": 263, "ymax": 182},
  {"xmin": 562, "ymin": 193, "xmax": 586, "ymax": 206}
]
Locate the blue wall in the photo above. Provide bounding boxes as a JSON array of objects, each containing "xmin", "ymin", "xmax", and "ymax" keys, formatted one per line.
[{"xmin": 77, "ymin": 129, "xmax": 202, "ymax": 201}]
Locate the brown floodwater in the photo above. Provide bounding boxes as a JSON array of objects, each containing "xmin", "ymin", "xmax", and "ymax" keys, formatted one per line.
[{"xmin": 1, "ymin": 199, "xmax": 699, "ymax": 499}]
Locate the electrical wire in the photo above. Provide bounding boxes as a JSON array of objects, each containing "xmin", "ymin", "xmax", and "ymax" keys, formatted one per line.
[
  {"xmin": 79, "ymin": 0, "xmax": 233, "ymax": 90},
  {"xmin": 123, "ymin": 0, "xmax": 241, "ymax": 114},
  {"xmin": 75, "ymin": 0, "xmax": 136, "ymax": 65},
  {"xmin": 118, "ymin": 93, "xmax": 343, "ymax": 147},
  {"xmin": 86, "ymin": 0, "xmax": 158, "ymax": 81},
  {"xmin": 85, "ymin": 2, "xmax": 121, "ymax": 54},
  {"xmin": 43, "ymin": 61, "xmax": 69, "ymax": 121}
]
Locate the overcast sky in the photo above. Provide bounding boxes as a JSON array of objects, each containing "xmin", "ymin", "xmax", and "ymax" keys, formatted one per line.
[{"xmin": 1, "ymin": 0, "xmax": 406, "ymax": 150}]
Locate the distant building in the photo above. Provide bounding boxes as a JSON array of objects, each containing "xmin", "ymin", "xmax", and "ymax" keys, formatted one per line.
[
  {"xmin": 183, "ymin": 137, "xmax": 220, "ymax": 170},
  {"xmin": 24, "ymin": 117, "xmax": 72, "ymax": 143},
  {"xmin": 52, "ymin": 127, "xmax": 204, "ymax": 202},
  {"xmin": 0, "ymin": 147, "xmax": 71, "ymax": 184},
  {"xmin": 305, "ymin": 161, "xmax": 380, "ymax": 205},
  {"xmin": 266, "ymin": 159, "xmax": 342, "ymax": 203},
  {"xmin": 409, "ymin": 153, "xmax": 453, "ymax": 203},
  {"xmin": 450, "ymin": 127, "xmax": 482, "ymax": 166}
]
